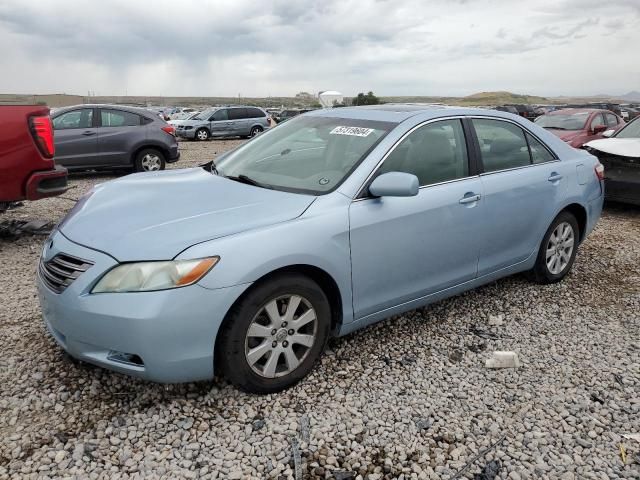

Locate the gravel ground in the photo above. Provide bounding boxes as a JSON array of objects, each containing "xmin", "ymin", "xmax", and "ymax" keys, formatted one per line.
[{"xmin": 0, "ymin": 139, "xmax": 639, "ymax": 479}]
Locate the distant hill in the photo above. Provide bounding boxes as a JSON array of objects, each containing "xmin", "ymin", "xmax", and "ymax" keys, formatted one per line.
[
  {"xmin": 381, "ymin": 91, "xmax": 552, "ymax": 106},
  {"xmin": 619, "ymin": 91, "xmax": 640, "ymax": 102}
]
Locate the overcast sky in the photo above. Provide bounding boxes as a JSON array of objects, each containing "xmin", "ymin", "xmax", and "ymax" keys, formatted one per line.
[{"xmin": 0, "ymin": 0, "xmax": 638, "ymax": 98}]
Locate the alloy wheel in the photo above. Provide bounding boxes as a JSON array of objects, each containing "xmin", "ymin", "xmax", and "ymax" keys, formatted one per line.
[
  {"xmin": 197, "ymin": 130, "xmax": 208, "ymax": 140},
  {"xmin": 141, "ymin": 153, "xmax": 161, "ymax": 171},
  {"xmin": 545, "ymin": 221, "xmax": 574, "ymax": 275},
  {"xmin": 244, "ymin": 294, "xmax": 317, "ymax": 378}
]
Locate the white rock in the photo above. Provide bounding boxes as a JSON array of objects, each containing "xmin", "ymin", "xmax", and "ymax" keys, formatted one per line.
[{"xmin": 486, "ymin": 351, "xmax": 521, "ymax": 368}]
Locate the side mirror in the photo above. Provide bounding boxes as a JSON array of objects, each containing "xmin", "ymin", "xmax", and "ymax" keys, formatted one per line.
[
  {"xmin": 592, "ymin": 125, "xmax": 607, "ymax": 135},
  {"xmin": 369, "ymin": 172, "xmax": 419, "ymax": 198},
  {"xmin": 602, "ymin": 129, "xmax": 614, "ymax": 138}
]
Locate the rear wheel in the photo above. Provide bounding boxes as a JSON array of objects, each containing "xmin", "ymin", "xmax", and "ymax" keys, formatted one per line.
[
  {"xmin": 196, "ymin": 128, "xmax": 210, "ymax": 141},
  {"xmin": 217, "ymin": 274, "xmax": 331, "ymax": 393},
  {"xmin": 529, "ymin": 211, "xmax": 579, "ymax": 284},
  {"xmin": 250, "ymin": 126, "xmax": 263, "ymax": 137},
  {"xmin": 134, "ymin": 149, "xmax": 165, "ymax": 172}
]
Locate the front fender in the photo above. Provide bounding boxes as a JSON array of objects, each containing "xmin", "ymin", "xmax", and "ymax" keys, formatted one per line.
[{"xmin": 177, "ymin": 194, "xmax": 354, "ymax": 324}]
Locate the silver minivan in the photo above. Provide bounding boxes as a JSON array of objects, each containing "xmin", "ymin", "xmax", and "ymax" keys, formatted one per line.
[{"xmin": 175, "ymin": 106, "xmax": 270, "ymax": 140}]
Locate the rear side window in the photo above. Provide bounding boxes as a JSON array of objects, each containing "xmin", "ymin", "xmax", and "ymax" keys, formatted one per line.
[
  {"xmin": 100, "ymin": 109, "xmax": 141, "ymax": 127},
  {"xmin": 379, "ymin": 119, "xmax": 469, "ymax": 186},
  {"xmin": 53, "ymin": 109, "xmax": 93, "ymax": 130},
  {"xmin": 526, "ymin": 133, "xmax": 554, "ymax": 164},
  {"xmin": 210, "ymin": 109, "xmax": 228, "ymax": 121},
  {"xmin": 246, "ymin": 107, "xmax": 266, "ymax": 118},
  {"xmin": 472, "ymin": 119, "xmax": 530, "ymax": 172},
  {"xmin": 228, "ymin": 108, "xmax": 247, "ymax": 120},
  {"xmin": 605, "ymin": 113, "xmax": 618, "ymax": 127}
]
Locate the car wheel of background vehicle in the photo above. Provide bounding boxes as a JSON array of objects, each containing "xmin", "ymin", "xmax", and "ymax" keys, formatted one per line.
[
  {"xmin": 196, "ymin": 128, "xmax": 210, "ymax": 141},
  {"xmin": 529, "ymin": 211, "xmax": 579, "ymax": 284},
  {"xmin": 134, "ymin": 149, "xmax": 165, "ymax": 172},
  {"xmin": 217, "ymin": 273, "xmax": 331, "ymax": 393},
  {"xmin": 250, "ymin": 126, "xmax": 263, "ymax": 137}
]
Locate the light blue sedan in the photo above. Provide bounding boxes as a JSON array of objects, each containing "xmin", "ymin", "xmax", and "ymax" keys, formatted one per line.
[{"xmin": 37, "ymin": 105, "xmax": 604, "ymax": 393}]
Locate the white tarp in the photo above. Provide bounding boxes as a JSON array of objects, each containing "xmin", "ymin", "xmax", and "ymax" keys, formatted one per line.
[{"xmin": 585, "ymin": 138, "xmax": 640, "ymax": 158}]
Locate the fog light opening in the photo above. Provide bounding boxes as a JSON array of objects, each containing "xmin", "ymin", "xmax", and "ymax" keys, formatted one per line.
[{"xmin": 108, "ymin": 351, "xmax": 145, "ymax": 367}]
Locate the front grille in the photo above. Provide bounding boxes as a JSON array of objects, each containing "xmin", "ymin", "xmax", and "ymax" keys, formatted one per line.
[{"xmin": 39, "ymin": 253, "xmax": 93, "ymax": 293}]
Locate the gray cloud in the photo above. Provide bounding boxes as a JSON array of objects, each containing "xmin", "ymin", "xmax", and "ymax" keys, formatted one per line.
[{"xmin": 0, "ymin": 0, "xmax": 638, "ymax": 97}]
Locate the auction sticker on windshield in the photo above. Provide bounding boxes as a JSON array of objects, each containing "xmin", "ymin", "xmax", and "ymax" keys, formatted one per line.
[{"xmin": 330, "ymin": 126, "xmax": 374, "ymax": 137}]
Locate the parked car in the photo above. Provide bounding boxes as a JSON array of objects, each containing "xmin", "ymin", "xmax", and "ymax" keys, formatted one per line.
[
  {"xmin": 506, "ymin": 104, "xmax": 538, "ymax": 121},
  {"xmin": 168, "ymin": 111, "xmax": 200, "ymax": 128},
  {"xmin": 619, "ymin": 106, "xmax": 640, "ymax": 122},
  {"xmin": 534, "ymin": 108, "xmax": 624, "ymax": 148},
  {"xmin": 0, "ymin": 105, "xmax": 68, "ymax": 210},
  {"xmin": 273, "ymin": 109, "xmax": 311, "ymax": 124},
  {"xmin": 494, "ymin": 105, "xmax": 519, "ymax": 115},
  {"xmin": 37, "ymin": 105, "xmax": 604, "ymax": 393},
  {"xmin": 51, "ymin": 105, "xmax": 180, "ymax": 172},
  {"xmin": 175, "ymin": 106, "xmax": 270, "ymax": 140},
  {"xmin": 584, "ymin": 116, "xmax": 640, "ymax": 205}
]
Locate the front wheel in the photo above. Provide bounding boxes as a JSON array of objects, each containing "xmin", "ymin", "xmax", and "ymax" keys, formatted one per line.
[
  {"xmin": 195, "ymin": 128, "xmax": 210, "ymax": 141},
  {"xmin": 529, "ymin": 211, "xmax": 579, "ymax": 284},
  {"xmin": 216, "ymin": 274, "xmax": 331, "ymax": 393}
]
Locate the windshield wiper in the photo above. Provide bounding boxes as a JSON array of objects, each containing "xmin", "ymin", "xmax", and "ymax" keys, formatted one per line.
[{"xmin": 224, "ymin": 174, "xmax": 272, "ymax": 189}]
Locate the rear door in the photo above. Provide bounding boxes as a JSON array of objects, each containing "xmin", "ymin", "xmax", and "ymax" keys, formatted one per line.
[
  {"xmin": 97, "ymin": 109, "xmax": 145, "ymax": 166},
  {"xmin": 228, "ymin": 108, "xmax": 248, "ymax": 136},
  {"xmin": 52, "ymin": 108, "xmax": 99, "ymax": 168},
  {"xmin": 246, "ymin": 107, "xmax": 267, "ymax": 129},
  {"xmin": 470, "ymin": 117, "xmax": 567, "ymax": 275}
]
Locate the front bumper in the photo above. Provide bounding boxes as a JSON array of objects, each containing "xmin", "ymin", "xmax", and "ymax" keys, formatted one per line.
[
  {"xmin": 36, "ymin": 230, "xmax": 249, "ymax": 383},
  {"xmin": 176, "ymin": 129, "xmax": 196, "ymax": 139}
]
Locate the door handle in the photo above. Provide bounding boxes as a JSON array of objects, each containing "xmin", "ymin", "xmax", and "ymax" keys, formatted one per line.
[
  {"xmin": 81, "ymin": 131, "xmax": 96, "ymax": 136},
  {"xmin": 459, "ymin": 193, "xmax": 481, "ymax": 205},
  {"xmin": 548, "ymin": 172, "xmax": 563, "ymax": 182}
]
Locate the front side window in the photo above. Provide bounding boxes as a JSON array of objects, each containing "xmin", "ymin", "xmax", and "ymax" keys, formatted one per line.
[
  {"xmin": 52, "ymin": 109, "xmax": 93, "ymax": 130},
  {"xmin": 615, "ymin": 117, "xmax": 640, "ymax": 139},
  {"xmin": 378, "ymin": 119, "xmax": 469, "ymax": 186},
  {"xmin": 210, "ymin": 109, "xmax": 228, "ymax": 121},
  {"xmin": 605, "ymin": 113, "xmax": 619, "ymax": 127},
  {"xmin": 472, "ymin": 119, "xmax": 530, "ymax": 172},
  {"xmin": 216, "ymin": 116, "xmax": 394, "ymax": 194},
  {"xmin": 100, "ymin": 109, "xmax": 140, "ymax": 127},
  {"xmin": 590, "ymin": 113, "xmax": 605, "ymax": 130},
  {"xmin": 228, "ymin": 108, "xmax": 247, "ymax": 120}
]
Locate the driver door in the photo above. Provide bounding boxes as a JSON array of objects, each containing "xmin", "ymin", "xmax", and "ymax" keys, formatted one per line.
[
  {"xmin": 52, "ymin": 108, "xmax": 99, "ymax": 168},
  {"xmin": 349, "ymin": 119, "xmax": 484, "ymax": 319}
]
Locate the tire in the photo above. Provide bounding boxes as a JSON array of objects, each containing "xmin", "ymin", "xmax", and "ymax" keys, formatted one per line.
[
  {"xmin": 195, "ymin": 128, "xmax": 210, "ymax": 141},
  {"xmin": 217, "ymin": 273, "xmax": 331, "ymax": 393},
  {"xmin": 529, "ymin": 211, "xmax": 579, "ymax": 284},
  {"xmin": 249, "ymin": 126, "xmax": 263, "ymax": 137},
  {"xmin": 134, "ymin": 149, "xmax": 165, "ymax": 172}
]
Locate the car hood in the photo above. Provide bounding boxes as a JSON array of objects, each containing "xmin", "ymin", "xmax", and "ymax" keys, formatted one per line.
[
  {"xmin": 545, "ymin": 129, "xmax": 582, "ymax": 141},
  {"xmin": 585, "ymin": 138, "xmax": 640, "ymax": 158},
  {"xmin": 178, "ymin": 119, "xmax": 207, "ymax": 127},
  {"xmin": 59, "ymin": 168, "xmax": 315, "ymax": 261}
]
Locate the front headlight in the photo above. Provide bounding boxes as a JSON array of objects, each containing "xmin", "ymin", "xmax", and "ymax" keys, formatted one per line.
[{"xmin": 92, "ymin": 257, "xmax": 219, "ymax": 293}]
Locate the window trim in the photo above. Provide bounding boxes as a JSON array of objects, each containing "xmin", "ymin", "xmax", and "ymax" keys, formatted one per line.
[
  {"xmin": 468, "ymin": 116, "xmax": 559, "ymax": 177},
  {"xmin": 356, "ymin": 116, "xmax": 480, "ymax": 199}
]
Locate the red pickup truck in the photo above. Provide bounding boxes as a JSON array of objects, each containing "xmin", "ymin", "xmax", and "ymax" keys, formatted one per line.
[{"xmin": 0, "ymin": 105, "xmax": 68, "ymax": 210}]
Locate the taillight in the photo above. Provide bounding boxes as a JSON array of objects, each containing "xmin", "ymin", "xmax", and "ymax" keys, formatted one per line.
[
  {"xmin": 29, "ymin": 115, "xmax": 55, "ymax": 158},
  {"xmin": 161, "ymin": 125, "xmax": 175, "ymax": 136},
  {"xmin": 594, "ymin": 163, "xmax": 605, "ymax": 181}
]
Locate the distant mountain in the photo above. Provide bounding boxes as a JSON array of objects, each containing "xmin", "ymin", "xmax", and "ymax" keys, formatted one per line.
[{"xmin": 619, "ymin": 91, "xmax": 640, "ymax": 102}]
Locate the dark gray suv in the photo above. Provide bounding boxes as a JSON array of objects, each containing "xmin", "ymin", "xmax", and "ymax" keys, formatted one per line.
[
  {"xmin": 175, "ymin": 106, "xmax": 270, "ymax": 141},
  {"xmin": 51, "ymin": 105, "xmax": 180, "ymax": 171}
]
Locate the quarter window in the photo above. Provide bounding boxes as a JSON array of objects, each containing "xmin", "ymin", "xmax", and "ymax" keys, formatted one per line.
[
  {"xmin": 379, "ymin": 119, "xmax": 469, "ymax": 186},
  {"xmin": 526, "ymin": 133, "xmax": 554, "ymax": 164},
  {"xmin": 472, "ymin": 119, "xmax": 530, "ymax": 172},
  {"xmin": 228, "ymin": 108, "xmax": 247, "ymax": 120},
  {"xmin": 247, "ymin": 107, "xmax": 266, "ymax": 118},
  {"xmin": 100, "ymin": 109, "xmax": 141, "ymax": 127},
  {"xmin": 52, "ymin": 109, "xmax": 93, "ymax": 130}
]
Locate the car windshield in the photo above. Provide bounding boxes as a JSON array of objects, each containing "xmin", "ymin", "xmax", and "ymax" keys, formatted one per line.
[
  {"xmin": 535, "ymin": 113, "xmax": 589, "ymax": 130},
  {"xmin": 215, "ymin": 115, "xmax": 394, "ymax": 194},
  {"xmin": 615, "ymin": 117, "xmax": 640, "ymax": 139},
  {"xmin": 193, "ymin": 109, "xmax": 215, "ymax": 120}
]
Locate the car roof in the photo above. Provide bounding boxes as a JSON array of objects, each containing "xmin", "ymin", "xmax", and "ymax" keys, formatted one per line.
[
  {"xmin": 305, "ymin": 104, "xmax": 491, "ymax": 123},
  {"xmin": 547, "ymin": 108, "xmax": 610, "ymax": 115},
  {"xmin": 55, "ymin": 104, "xmax": 158, "ymax": 118}
]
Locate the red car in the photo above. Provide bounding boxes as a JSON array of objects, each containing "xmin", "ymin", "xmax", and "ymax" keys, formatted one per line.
[
  {"xmin": 534, "ymin": 108, "xmax": 624, "ymax": 148},
  {"xmin": 0, "ymin": 105, "xmax": 68, "ymax": 210}
]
